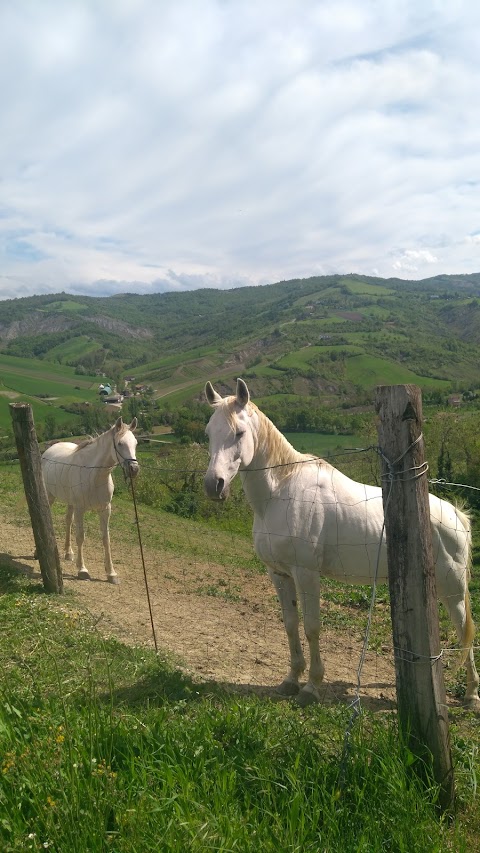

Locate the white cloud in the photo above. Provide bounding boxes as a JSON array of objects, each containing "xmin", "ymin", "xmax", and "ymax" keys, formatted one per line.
[
  {"xmin": 0, "ymin": 0, "xmax": 480, "ymax": 300},
  {"xmin": 392, "ymin": 249, "xmax": 439, "ymax": 273}
]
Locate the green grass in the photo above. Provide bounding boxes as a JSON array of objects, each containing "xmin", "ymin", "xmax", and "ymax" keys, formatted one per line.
[
  {"xmin": 42, "ymin": 299, "xmax": 90, "ymax": 313},
  {"xmin": 138, "ymin": 346, "xmax": 221, "ymax": 377},
  {"xmin": 0, "ymin": 355, "xmax": 100, "ymax": 432},
  {"xmin": 0, "ymin": 569, "xmax": 478, "ymax": 852},
  {"xmin": 274, "ymin": 346, "xmax": 363, "ymax": 371},
  {"xmin": 0, "ymin": 396, "xmax": 80, "ymax": 432},
  {"xmin": 284, "ymin": 432, "xmax": 367, "ymax": 455},
  {"xmin": 0, "ymin": 353, "xmax": 97, "ymax": 385},
  {"xmin": 245, "ymin": 364, "xmax": 285, "ymax": 378},
  {"xmin": 0, "ymin": 446, "xmax": 479, "ymax": 849},
  {"xmin": 0, "ymin": 371, "xmax": 99, "ymax": 400},
  {"xmin": 339, "ymin": 278, "xmax": 395, "ymax": 296},
  {"xmin": 345, "ymin": 354, "xmax": 450, "ymax": 390},
  {"xmin": 46, "ymin": 336, "xmax": 103, "ymax": 363}
]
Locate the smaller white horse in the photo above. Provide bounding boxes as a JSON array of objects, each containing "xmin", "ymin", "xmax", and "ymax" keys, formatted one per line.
[
  {"xmin": 204, "ymin": 378, "xmax": 479, "ymax": 709},
  {"xmin": 41, "ymin": 417, "xmax": 139, "ymax": 584}
]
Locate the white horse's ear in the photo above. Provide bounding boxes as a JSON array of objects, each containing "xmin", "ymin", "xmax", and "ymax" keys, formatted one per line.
[
  {"xmin": 205, "ymin": 381, "xmax": 223, "ymax": 406},
  {"xmin": 236, "ymin": 378, "xmax": 250, "ymax": 408},
  {"xmin": 115, "ymin": 417, "xmax": 123, "ymax": 430},
  {"xmin": 129, "ymin": 417, "xmax": 138, "ymax": 431}
]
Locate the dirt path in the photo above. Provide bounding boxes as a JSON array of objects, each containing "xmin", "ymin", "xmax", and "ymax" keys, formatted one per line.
[{"xmin": 0, "ymin": 512, "xmax": 399, "ymax": 710}]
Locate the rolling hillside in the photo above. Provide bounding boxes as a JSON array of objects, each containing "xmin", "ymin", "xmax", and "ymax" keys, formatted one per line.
[{"xmin": 1, "ymin": 273, "xmax": 480, "ymax": 412}]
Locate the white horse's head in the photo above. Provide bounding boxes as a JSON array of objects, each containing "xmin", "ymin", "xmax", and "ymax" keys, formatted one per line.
[
  {"xmin": 204, "ymin": 378, "xmax": 256, "ymax": 500},
  {"xmin": 113, "ymin": 417, "xmax": 139, "ymax": 478}
]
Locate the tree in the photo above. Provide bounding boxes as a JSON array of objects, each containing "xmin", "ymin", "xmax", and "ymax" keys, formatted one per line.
[{"xmin": 44, "ymin": 413, "xmax": 57, "ymax": 440}]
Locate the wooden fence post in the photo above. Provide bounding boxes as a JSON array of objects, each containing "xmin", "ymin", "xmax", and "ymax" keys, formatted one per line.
[
  {"xmin": 10, "ymin": 403, "xmax": 63, "ymax": 594},
  {"xmin": 375, "ymin": 384, "xmax": 454, "ymax": 812}
]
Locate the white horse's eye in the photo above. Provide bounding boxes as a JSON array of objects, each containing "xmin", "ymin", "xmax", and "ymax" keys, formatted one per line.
[{"xmin": 235, "ymin": 431, "xmax": 245, "ymax": 439}]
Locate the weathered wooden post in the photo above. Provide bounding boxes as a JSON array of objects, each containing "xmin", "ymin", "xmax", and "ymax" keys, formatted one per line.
[
  {"xmin": 375, "ymin": 384, "xmax": 454, "ymax": 812},
  {"xmin": 10, "ymin": 403, "xmax": 63, "ymax": 594}
]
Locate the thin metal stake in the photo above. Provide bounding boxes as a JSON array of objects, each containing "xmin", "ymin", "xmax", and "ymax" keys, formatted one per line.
[{"xmin": 128, "ymin": 469, "xmax": 159, "ymax": 654}]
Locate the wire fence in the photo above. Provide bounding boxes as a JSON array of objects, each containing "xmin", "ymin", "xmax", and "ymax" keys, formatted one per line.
[{"xmin": 0, "ymin": 437, "xmax": 478, "ymax": 716}]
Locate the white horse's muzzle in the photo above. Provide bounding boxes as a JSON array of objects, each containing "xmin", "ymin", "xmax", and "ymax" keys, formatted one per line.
[
  {"xmin": 204, "ymin": 472, "xmax": 230, "ymax": 501},
  {"xmin": 124, "ymin": 460, "xmax": 140, "ymax": 478}
]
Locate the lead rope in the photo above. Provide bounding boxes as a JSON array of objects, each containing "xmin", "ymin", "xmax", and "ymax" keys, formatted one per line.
[{"xmin": 127, "ymin": 465, "xmax": 159, "ymax": 654}]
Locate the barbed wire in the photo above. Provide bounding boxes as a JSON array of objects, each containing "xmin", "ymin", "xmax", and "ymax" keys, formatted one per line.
[{"xmin": 2, "ymin": 434, "xmax": 480, "ymax": 489}]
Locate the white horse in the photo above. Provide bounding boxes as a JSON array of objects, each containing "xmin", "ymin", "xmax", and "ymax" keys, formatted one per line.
[
  {"xmin": 204, "ymin": 378, "xmax": 479, "ymax": 708},
  {"xmin": 41, "ymin": 417, "xmax": 139, "ymax": 584}
]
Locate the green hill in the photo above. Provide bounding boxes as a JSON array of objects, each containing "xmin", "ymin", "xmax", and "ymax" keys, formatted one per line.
[{"xmin": 1, "ymin": 273, "xmax": 480, "ymax": 414}]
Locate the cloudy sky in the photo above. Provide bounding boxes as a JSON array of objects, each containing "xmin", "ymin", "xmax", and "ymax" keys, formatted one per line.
[{"xmin": 1, "ymin": 0, "xmax": 479, "ymax": 300}]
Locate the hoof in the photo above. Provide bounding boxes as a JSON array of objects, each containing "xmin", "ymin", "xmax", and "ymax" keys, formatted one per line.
[
  {"xmin": 108, "ymin": 575, "xmax": 120, "ymax": 585},
  {"xmin": 77, "ymin": 570, "xmax": 90, "ymax": 581},
  {"xmin": 276, "ymin": 679, "xmax": 300, "ymax": 697},
  {"xmin": 297, "ymin": 687, "xmax": 320, "ymax": 707}
]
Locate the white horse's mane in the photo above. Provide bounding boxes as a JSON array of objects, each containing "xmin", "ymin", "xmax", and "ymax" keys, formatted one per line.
[
  {"xmin": 220, "ymin": 396, "xmax": 329, "ymax": 481},
  {"xmin": 73, "ymin": 421, "xmax": 129, "ymax": 453}
]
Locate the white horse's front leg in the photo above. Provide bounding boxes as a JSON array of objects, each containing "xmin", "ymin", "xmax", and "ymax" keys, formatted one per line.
[
  {"xmin": 293, "ymin": 567, "xmax": 324, "ymax": 707},
  {"xmin": 268, "ymin": 569, "xmax": 306, "ymax": 696},
  {"xmin": 99, "ymin": 504, "xmax": 118, "ymax": 584},
  {"xmin": 64, "ymin": 505, "xmax": 75, "ymax": 562},
  {"xmin": 74, "ymin": 509, "xmax": 89, "ymax": 580}
]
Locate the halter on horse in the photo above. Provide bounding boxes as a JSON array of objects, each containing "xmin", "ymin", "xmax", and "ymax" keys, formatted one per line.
[
  {"xmin": 41, "ymin": 417, "xmax": 139, "ymax": 584},
  {"xmin": 204, "ymin": 379, "xmax": 479, "ymax": 709}
]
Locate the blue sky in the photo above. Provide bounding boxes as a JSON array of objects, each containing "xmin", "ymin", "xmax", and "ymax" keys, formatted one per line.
[{"xmin": 1, "ymin": 0, "xmax": 479, "ymax": 300}]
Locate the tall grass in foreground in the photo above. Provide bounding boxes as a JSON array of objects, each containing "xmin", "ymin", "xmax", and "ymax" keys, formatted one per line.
[{"xmin": 0, "ymin": 568, "xmax": 478, "ymax": 852}]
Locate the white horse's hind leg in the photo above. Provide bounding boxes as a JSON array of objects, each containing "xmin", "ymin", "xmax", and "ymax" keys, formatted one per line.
[
  {"xmin": 294, "ymin": 566, "xmax": 324, "ymax": 707},
  {"xmin": 74, "ymin": 509, "xmax": 90, "ymax": 580},
  {"xmin": 464, "ymin": 648, "xmax": 480, "ymax": 710},
  {"xmin": 99, "ymin": 504, "xmax": 118, "ymax": 584},
  {"xmin": 443, "ymin": 593, "xmax": 480, "ymax": 709},
  {"xmin": 268, "ymin": 569, "xmax": 306, "ymax": 696},
  {"xmin": 64, "ymin": 505, "xmax": 75, "ymax": 562}
]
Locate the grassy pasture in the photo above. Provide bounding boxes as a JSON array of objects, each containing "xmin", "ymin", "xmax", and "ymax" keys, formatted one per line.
[
  {"xmin": 43, "ymin": 299, "xmax": 89, "ymax": 313},
  {"xmin": 0, "ymin": 459, "xmax": 479, "ymax": 850},
  {"xmin": 345, "ymin": 354, "xmax": 450, "ymax": 390},
  {"xmin": 45, "ymin": 336, "xmax": 102, "ymax": 363},
  {"xmin": 0, "ymin": 396, "xmax": 76, "ymax": 432},
  {"xmin": 339, "ymin": 278, "xmax": 395, "ymax": 296},
  {"xmin": 154, "ymin": 382, "xmax": 209, "ymax": 407},
  {"xmin": 292, "ymin": 286, "xmax": 343, "ymax": 306},
  {"xmin": 244, "ymin": 364, "xmax": 284, "ymax": 378},
  {"xmin": 274, "ymin": 345, "xmax": 363, "ymax": 371},
  {"xmin": 359, "ymin": 305, "xmax": 398, "ymax": 321},
  {"xmin": 1, "ymin": 587, "xmax": 473, "ymax": 853},
  {"xmin": 0, "ymin": 354, "xmax": 97, "ymax": 387},
  {"xmin": 284, "ymin": 432, "xmax": 367, "ymax": 456},
  {"xmin": 138, "ymin": 347, "xmax": 222, "ymax": 381},
  {"xmin": 0, "ymin": 355, "xmax": 99, "ymax": 432},
  {"xmin": 0, "ymin": 370, "xmax": 98, "ymax": 401}
]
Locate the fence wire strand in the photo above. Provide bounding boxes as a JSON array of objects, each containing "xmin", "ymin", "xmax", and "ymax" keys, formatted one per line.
[{"xmin": 1, "ymin": 437, "xmax": 479, "ymax": 712}]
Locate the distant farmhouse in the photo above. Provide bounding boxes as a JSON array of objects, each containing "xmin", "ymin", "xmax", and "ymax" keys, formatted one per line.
[{"xmin": 98, "ymin": 383, "xmax": 123, "ymax": 408}]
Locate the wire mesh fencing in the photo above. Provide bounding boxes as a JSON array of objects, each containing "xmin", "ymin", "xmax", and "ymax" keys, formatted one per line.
[{"xmin": 1, "ymin": 430, "xmax": 478, "ymax": 716}]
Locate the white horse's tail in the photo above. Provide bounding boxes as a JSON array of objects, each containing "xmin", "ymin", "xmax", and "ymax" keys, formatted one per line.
[{"xmin": 454, "ymin": 502, "xmax": 475, "ymax": 668}]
